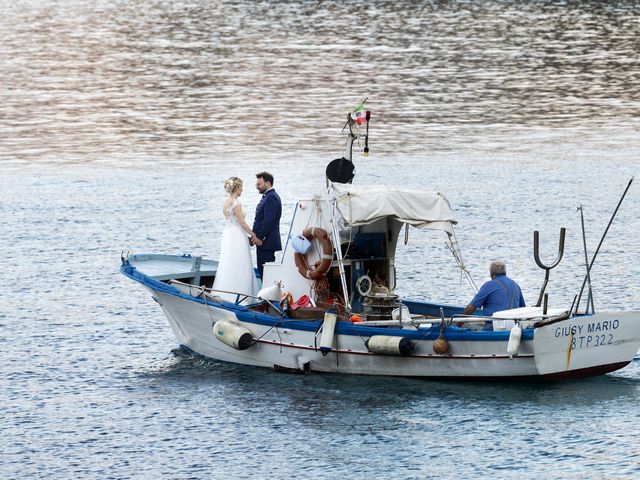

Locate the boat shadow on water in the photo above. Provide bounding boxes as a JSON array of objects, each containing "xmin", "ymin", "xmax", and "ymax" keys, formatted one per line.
[{"xmin": 144, "ymin": 346, "xmax": 640, "ymax": 410}]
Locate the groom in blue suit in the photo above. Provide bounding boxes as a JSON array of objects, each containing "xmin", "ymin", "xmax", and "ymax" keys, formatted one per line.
[{"xmin": 251, "ymin": 172, "xmax": 282, "ymax": 280}]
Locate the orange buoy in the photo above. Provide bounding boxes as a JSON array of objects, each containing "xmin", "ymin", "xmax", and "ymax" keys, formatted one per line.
[{"xmin": 293, "ymin": 227, "xmax": 333, "ymax": 280}]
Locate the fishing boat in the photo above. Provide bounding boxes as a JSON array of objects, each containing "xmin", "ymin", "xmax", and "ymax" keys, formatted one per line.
[{"xmin": 121, "ymin": 103, "xmax": 640, "ymax": 380}]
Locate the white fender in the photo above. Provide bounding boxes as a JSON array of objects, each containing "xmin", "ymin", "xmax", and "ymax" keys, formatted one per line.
[
  {"xmin": 257, "ymin": 281, "xmax": 283, "ymax": 301},
  {"xmin": 213, "ymin": 320, "xmax": 254, "ymax": 350},
  {"xmin": 507, "ymin": 323, "xmax": 522, "ymax": 358},
  {"xmin": 365, "ymin": 336, "xmax": 414, "ymax": 356},
  {"xmin": 319, "ymin": 309, "xmax": 337, "ymax": 356}
]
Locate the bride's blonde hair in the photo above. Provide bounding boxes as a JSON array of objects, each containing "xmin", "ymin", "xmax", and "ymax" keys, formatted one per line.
[{"xmin": 224, "ymin": 176, "xmax": 242, "ymax": 194}]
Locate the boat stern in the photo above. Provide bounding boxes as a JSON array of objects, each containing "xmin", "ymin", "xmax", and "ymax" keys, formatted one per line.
[{"xmin": 533, "ymin": 311, "xmax": 640, "ymax": 379}]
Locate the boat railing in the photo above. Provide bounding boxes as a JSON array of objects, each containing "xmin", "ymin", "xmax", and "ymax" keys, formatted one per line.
[
  {"xmin": 167, "ymin": 280, "xmax": 570, "ymax": 328},
  {"xmin": 450, "ymin": 313, "xmax": 569, "ymax": 326},
  {"xmin": 358, "ymin": 315, "xmax": 482, "ymax": 328},
  {"xmin": 168, "ymin": 279, "xmax": 285, "ymax": 312},
  {"xmin": 451, "ymin": 314, "xmax": 516, "ymax": 323},
  {"xmin": 361, "ymin": 312, "xmax": 569, "ymax": 329}
]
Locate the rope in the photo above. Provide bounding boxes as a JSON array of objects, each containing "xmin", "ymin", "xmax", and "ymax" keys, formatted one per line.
[
  {"xmin": 203, "ymin": 286, "xmax": 217, "ymax": 326},
  {"xmin": 314, "ymin": 276, "xmax": 330, "ymax": 300},
  {"xmin": 339, "ymin": 192, "xmax": 354, "ymax": 259},
  {"xmin": 446, "ymin": 227, "xmax": 478, "ymax": 293}
]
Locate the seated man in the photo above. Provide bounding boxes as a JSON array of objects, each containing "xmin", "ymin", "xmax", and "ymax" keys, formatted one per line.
[{"xmin": 463, "ymin": 261, "xmax": 525, "ymax": 330}]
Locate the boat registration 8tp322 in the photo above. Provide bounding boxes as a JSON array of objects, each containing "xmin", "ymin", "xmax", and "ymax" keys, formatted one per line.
[
  {"xmin": 532, "ymin": 312, "xmax": 639, "ymax": 376},
  {"xmin": 554, "ymin": 319, "xmax": 620, "ymax": 349}
]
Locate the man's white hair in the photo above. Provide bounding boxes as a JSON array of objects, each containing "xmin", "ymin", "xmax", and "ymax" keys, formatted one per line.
[{"xmin": 490, "ymin": 261, "xmax": 507, "ymax": 277}]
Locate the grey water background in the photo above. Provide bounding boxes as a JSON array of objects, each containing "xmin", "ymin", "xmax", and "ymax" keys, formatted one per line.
[{"xmin": 1, "ymin": 0, "xmax": 640, "ymax": 478}]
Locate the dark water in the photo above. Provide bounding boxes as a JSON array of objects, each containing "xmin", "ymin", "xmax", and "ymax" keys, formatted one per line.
[{"xmin": 1, "ymin": 1, "xmax": 640, "ymax": 478}]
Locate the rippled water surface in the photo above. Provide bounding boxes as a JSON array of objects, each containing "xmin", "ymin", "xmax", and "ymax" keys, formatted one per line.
[
  {"xmin": 1, "ymin": 1, "xmax": 640, "ymax": 478},
  {"xmin": 2, "ymin": 0, "xmax": 639, "ymax": 164}
]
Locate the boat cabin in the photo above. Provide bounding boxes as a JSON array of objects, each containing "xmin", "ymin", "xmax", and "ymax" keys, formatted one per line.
[{"xmin": 261, "ymin": 183, "xmax": 458, "ymax": 320}]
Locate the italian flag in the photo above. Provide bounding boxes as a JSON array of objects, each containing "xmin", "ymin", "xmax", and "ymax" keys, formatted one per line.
[{"xmin": 350, "ymin": 102, "xmax": 368, "ymax": 126}]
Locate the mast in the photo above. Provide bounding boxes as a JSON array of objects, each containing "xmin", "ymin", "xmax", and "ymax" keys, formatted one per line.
[{"xmin": 328, "ymin": 100, "xmax": 371, "ymax": 315}]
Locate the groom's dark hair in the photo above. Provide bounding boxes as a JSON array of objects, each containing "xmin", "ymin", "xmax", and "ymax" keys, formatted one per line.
[{"xmin": 256, "ymin": 171, "xmax": 274, "ymax": 185}]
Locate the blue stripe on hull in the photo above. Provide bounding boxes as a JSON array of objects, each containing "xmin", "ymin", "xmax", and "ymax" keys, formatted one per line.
[{"xmin": 121, "ymin": 263, "xmax": 534, "ymax": 342}]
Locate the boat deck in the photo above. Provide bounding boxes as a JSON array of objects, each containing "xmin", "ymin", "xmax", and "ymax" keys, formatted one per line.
[{"xmin": 127, "ymin": 253, "xmax": 218, "ymax": 281}]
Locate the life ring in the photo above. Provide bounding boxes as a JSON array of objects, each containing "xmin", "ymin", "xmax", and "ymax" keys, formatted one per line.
[
  {"xmin": 356, "ymin": 275, "xmax": 372, "ymax": 296},
  {"xmin": 294, "ymin": 227, "xmax": 333, "ymax": 280}
]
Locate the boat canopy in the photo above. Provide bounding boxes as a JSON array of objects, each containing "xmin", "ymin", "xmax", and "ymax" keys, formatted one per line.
[{"xmin": 331, "ymin": 184, "xmax": 458, "ymax": 235}]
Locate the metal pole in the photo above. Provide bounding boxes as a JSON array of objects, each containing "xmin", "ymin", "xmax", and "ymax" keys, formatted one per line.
[
  {"xmin": 575, "ymin": 177, "xmax": 634, "ymax": 314},
  {"xmin": 577, "ymin": 205, "xmax": 595, "ymax": 314},
  {"xmin": 344, "ymin": 116, "xmax": 355, "ymax": 161},
  {"xmin": 330, "ymin": 200, "xmax": 351, "ymax": 313}
]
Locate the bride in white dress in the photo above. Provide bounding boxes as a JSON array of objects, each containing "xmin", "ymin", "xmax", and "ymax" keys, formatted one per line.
[{"xmin": 212, "ymin": 177, "xmax": 260, "ymax": 303}]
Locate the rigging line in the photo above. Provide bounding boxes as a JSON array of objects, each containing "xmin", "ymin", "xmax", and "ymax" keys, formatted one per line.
[
  {"xmin": 281, "ymin": 200, "xmax": 299, "ymax": 258},
  {"xmin": 416, "ymin": 323, "xmax": 438, "ymax": 342},
  {"xmin": 336, "ymin": 190, "xmax": 354, "ymax": 259},
  {"xmin": 275, "ymin": 321, "xmax": 284, "ymax": 353},
  {"xmin": 447, "ymin": 227, "xmax": 478, "ymax": 293},
  {"xmin": 305, "ymin": 194, "xmax": 323, "ymax": 230},
  {"xmin": 446, "ymin": 240, "xmax": 466, "ymax": 287},
  {"xmin": 203, "ymin": 285, "xmax": 217, "ymax": 326},
  {"xmin": 251, "ymin": 315, "xmax": 288, "ymax": 343},
  {"xmin": 455, "ymin": 242, "xmax": 476, "ymax": 291}
]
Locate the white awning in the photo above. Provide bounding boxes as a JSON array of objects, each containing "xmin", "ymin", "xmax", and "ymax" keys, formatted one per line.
[{"xmin": 331, "ymin": 184, "xmax": 457, "ymax": 234}]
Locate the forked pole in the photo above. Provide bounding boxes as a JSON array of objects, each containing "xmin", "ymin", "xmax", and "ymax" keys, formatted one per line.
[{"xmin": 533, "ymin": 228, "xmax": 566, "ymax": 307}]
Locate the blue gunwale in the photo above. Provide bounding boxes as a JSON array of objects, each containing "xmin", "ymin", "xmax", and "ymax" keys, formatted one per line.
[{"xmin": 121, "ymin": 261, "xmax": 534, "ymax": 342}]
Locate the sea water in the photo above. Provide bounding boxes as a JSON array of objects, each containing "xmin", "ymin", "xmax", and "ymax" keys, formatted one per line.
[{"xmin": 1, "ymin": 1, "xmax": 640, "ymax": 478}]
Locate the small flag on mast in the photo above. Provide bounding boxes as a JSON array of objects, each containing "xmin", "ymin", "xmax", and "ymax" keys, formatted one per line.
[{"xmin": 350, "ymin": 100, "xmax": 368, "ymax": 126}]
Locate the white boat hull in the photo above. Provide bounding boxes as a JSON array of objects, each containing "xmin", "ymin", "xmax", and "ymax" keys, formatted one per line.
[
  {"xmin": 151, "ymin": 288, "xmax": 640, "ymax": 380},
  {"xmin": 121, "ymin": 105, "xmax": 639, "ymax": 381},
  {"xmin": 533, "ymin": 312, "xmax": 639, "ymax": 377}
]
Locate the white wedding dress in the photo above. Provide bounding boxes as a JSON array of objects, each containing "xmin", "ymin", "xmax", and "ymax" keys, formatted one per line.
[{"xmin": 212, "ymin": 200, "xmax": 260, "ymax": 303}]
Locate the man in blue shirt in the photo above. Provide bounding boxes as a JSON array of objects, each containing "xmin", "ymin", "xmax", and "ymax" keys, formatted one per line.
[{"xmin": 463, "ymin": 261, "xmax": 525, "ymax": 330}]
